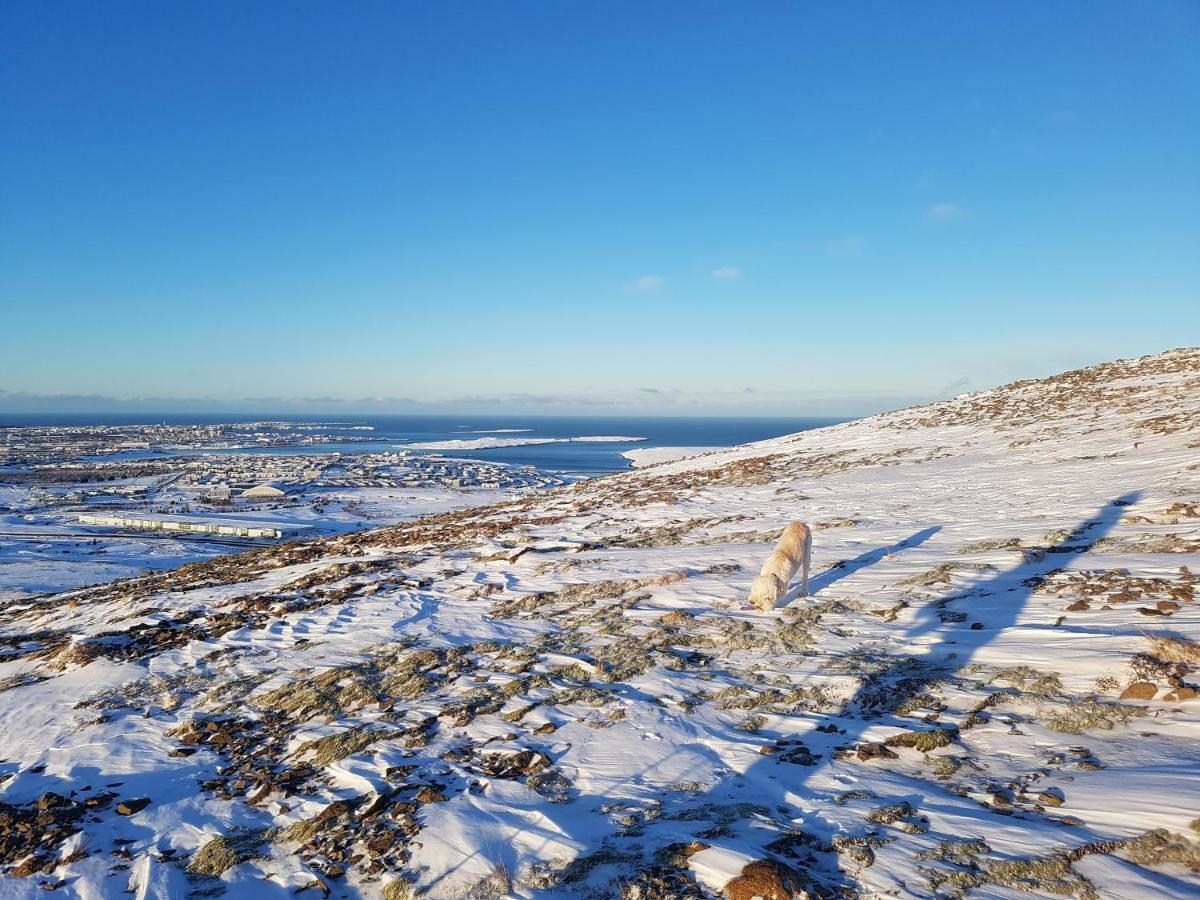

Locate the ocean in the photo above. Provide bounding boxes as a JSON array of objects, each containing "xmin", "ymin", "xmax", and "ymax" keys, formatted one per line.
[{"xmin": 0, "ymin": 414, "xmax": 848, "ymax": 477}]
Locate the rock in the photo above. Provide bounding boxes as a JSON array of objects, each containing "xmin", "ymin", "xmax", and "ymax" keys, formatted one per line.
[
  {"xmin": 11, "ymin": 854, "xmax": 55, "ymax": 877},
  {"xmin": 1157, "ymin": 600, "xmax": 1181, "ymax": 612},
  {"xmin": 1163, "ymin": 686, "xmax": 1198, "ymax": 702},
  {"xmin": 34, "ymin": 793, "xmax": 72, "ymax": 812},
  {"xmin": 414, "ymin": 786, "xmax": 448, "ymax": 803},
  {"xmin": 1037, "ymin": 788, "xmax": 1065, "ymax": 807},
  {"xmin": 1119, "ymin": 682, "xmax": 1158, "ymax": 700},
  {"xmin": 115, "ymin": 798, "xmax": 151, "ymax": 816},
  {"xmin": 855, "ymin": 742, "xmax": 898, "ymax": 762},
  {"xmin": 475, "ymin": 749, "xmax": 550, "ymax": 778},
  {"xmin": 724, "ymin": 858, "xmax": 814, "ymax": 900},
  {"xmin": 1066, "ymin": 600, "xmax": 1090, "ymax": 611},
  {"xmin": 533, "ymin": 723, "xmax": 558, "ymax": 735},
  {"xmin": 1137, "ymin": 607, "xmax": 1166, "ymax": 616}
]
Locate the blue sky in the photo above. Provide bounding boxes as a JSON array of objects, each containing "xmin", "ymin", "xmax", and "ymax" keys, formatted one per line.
[{"xmin": 2, "ymin": 1, "xmax": 1197, "ymax": 416}]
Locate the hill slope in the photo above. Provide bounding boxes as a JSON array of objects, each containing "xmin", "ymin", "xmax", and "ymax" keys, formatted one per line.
[{"xmin": 1, "ymin": 349, "xmax": 1199, "ymax": 899}]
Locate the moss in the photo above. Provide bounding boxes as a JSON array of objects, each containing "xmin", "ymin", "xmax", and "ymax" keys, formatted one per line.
[
  {"xmin": 930, "ymin": 755, "xmax": 962, "ymax": 778},
  {"xmin": 1120, "ymin": 829, "xmax": 1200, "ymax": 868},
  {"xmin": 558, "ymin": 846, "xmax": 642, "ymax": 884},
  {"xmin": 1045, "ymin": 699, "xmax": 1142, "ymax": 734},
  {"xmin": 501, "ymin": 702, "xmax": 538, "ymax": 723},
  {"xmin": 990, "ymin": 665, "xmax": 1064, "ymax": 696},
  {"xmin": 983, "ymin": 854, "xmax": 1092, "ymax": 898},
  {"xmin": 885, "ymin": 726, "xmax": 958, "ymax": 752},
  {"xmin": 296, "ymin": 726, "xmax": 387, "ymax": 766},
  {"xmin": 958, "ymin": 537, "xmax": 1022, "ymax": 553},
  {"xmin": 187, "ymin": 829, "xmax": 275, "ymax": 877},
  {"xmin": 865, "ymin": 801, "xmax": 916, "ymax": 825},
  {"xmin": 917, "ymin": 838, "xmax": 990, "ymax": 865}
]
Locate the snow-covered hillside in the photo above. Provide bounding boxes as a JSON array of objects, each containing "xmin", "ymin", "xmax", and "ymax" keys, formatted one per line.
[{"xmin": 2, "ymin": 348, "xmax": 1199, "ymax": 899}]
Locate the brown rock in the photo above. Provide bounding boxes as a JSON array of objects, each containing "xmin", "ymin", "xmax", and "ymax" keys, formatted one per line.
[
  {"xmin": 855, "ymin": 742, "xmax": 898, "ymax": 762},
  {"xmin": 1137, "ymin": 607, "xmax": 1166, "ymax": 616},
  {"xmin": 1037, "ymin": 788, "xmax": 1065, "ymax": 807},
  {"xmin": 1163, "ymin": 686, "xmax": 1198, "ymax": 702},
  {"xmin": 724, "ymin": 859, "xmax": 814, "ymax": 900},
  {"xmin": 414, "ymin": 786, "xmax": 449, "ymax": 803},
  {"xmin": 115, "ymin": 797, "xmax": 151, "ymax": 816},
  {"xmin": 1065, "ymin": 600, "xmax": 1090, "ymax": 612},
  {"xmin": 1157, "ymin": 601, "xmax": 1181, "ymax": 612},
  {"xmin": 533, "ymin": 722, "xmax": 558, "ymax": 735},
  {"xmin": 1119, "ymin": 682, "xmax": 1158, "ymax": 700},
  {"xmin": 11, "ymin": 854, "xmax": 55, "ymax": 877}
]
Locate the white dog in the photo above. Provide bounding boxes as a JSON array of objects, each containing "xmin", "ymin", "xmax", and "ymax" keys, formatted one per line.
[{"xmin": 748, "ymin": 521, "xmax": 811, "ymax": 612}]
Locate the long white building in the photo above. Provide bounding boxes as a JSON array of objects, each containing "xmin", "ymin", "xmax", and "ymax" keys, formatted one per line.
[{"xmin": 79, "ymin": 513, "xmax": 309, "ymax": 539}]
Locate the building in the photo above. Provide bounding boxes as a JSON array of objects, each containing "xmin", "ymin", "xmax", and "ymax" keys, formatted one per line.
[
  {"xmin": 207, "ymin": 483, "xmax": 232, "ymax": 501},
  {"xmin": 241, "ymin": 484, "xmax": 286, "ymax": 499},
  {"xmin": 80, "ymin": 512, "xmax": 309, "ymax": 540}
]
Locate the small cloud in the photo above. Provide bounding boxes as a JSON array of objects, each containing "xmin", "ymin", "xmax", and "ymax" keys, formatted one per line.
[
  {"xmin": 632, "ymin": 275, "xmax": 665, "ymax": 291},
  {"xmin": 711, "ymin": 266, "xmax": 741, "ymax": 280},
  {"xmin": 826, "ymin": 236, "xmax": 865, "ymax": 256},
  {"xmin": 927, "ymin": 202, "xmax": 968, "ymax": 220}
]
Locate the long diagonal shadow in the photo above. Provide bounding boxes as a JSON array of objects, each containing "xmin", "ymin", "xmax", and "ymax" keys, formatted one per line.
[{"xmin": 805, "ymin": 525, "xmax": 943, "ymax": 597}]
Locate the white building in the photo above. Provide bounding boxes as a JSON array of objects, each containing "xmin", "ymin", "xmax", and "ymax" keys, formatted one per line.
[
  {"xmin": 80, "ymin": 512, "xmax": 308, "ymax": 540},
  {"xmin": 241, "ymin": 484, "xmax": 286, "ymax": 499}
]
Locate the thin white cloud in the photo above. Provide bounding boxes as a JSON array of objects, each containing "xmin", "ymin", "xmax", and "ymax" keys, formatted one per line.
[
  {"xmin": 827, "ymin": 236, "xmax": 865, "ymax": 256},
  {"xmin": 927, "ymin": 202, "xmax": 968, "ymax": 220},
  {"xmin": 632, "ymin": 275, "xmax": 665, "ymax": 291},
  {"xmin": 711, "ymin": 266, "xmax": 741, "ymax": 280}
]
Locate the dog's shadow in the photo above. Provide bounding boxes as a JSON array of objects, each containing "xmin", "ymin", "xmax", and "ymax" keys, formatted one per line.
[{"xmin": 779, "ymin": 525, "xmax": 943, "ymax": 606}]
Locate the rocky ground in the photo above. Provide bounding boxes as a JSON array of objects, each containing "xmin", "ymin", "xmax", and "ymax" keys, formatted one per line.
[{"xmin": 1, "ymin": 348, "xmax": 1199, "ymax": 899}]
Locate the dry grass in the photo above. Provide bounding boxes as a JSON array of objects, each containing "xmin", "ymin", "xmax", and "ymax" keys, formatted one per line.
[
  {"xmin": 383, "ymin": 877, "xmax": 417, "ymax": 900},
  {"xmin": 1145, "ymin": 633, "xmax": 1200, "ymax": 663},
  {"xmin": 187, "ymin": 836, "xmax": 242, "ymax": 877}
]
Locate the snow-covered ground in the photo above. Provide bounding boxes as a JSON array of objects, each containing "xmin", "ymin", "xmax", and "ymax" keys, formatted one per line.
[
  {"xmin": 0, "ymin": 487, "xmax": 518, "ymax": 603},
  {"xmin": 622, "ymin": 445, "xmax": 724, "ymax": 468},
  {"xmin": 1, "ymin": 348, "xmax": 1199, "ymax": 898}
]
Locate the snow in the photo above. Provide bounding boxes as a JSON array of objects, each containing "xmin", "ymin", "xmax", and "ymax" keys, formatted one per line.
[
  {"xmin": 1, "ymin": 347, "xmax": 1199, "ymax": 898},
  {"xmin": 622, "ymin": 445, "xmax": 724, "ymax": 468}
]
